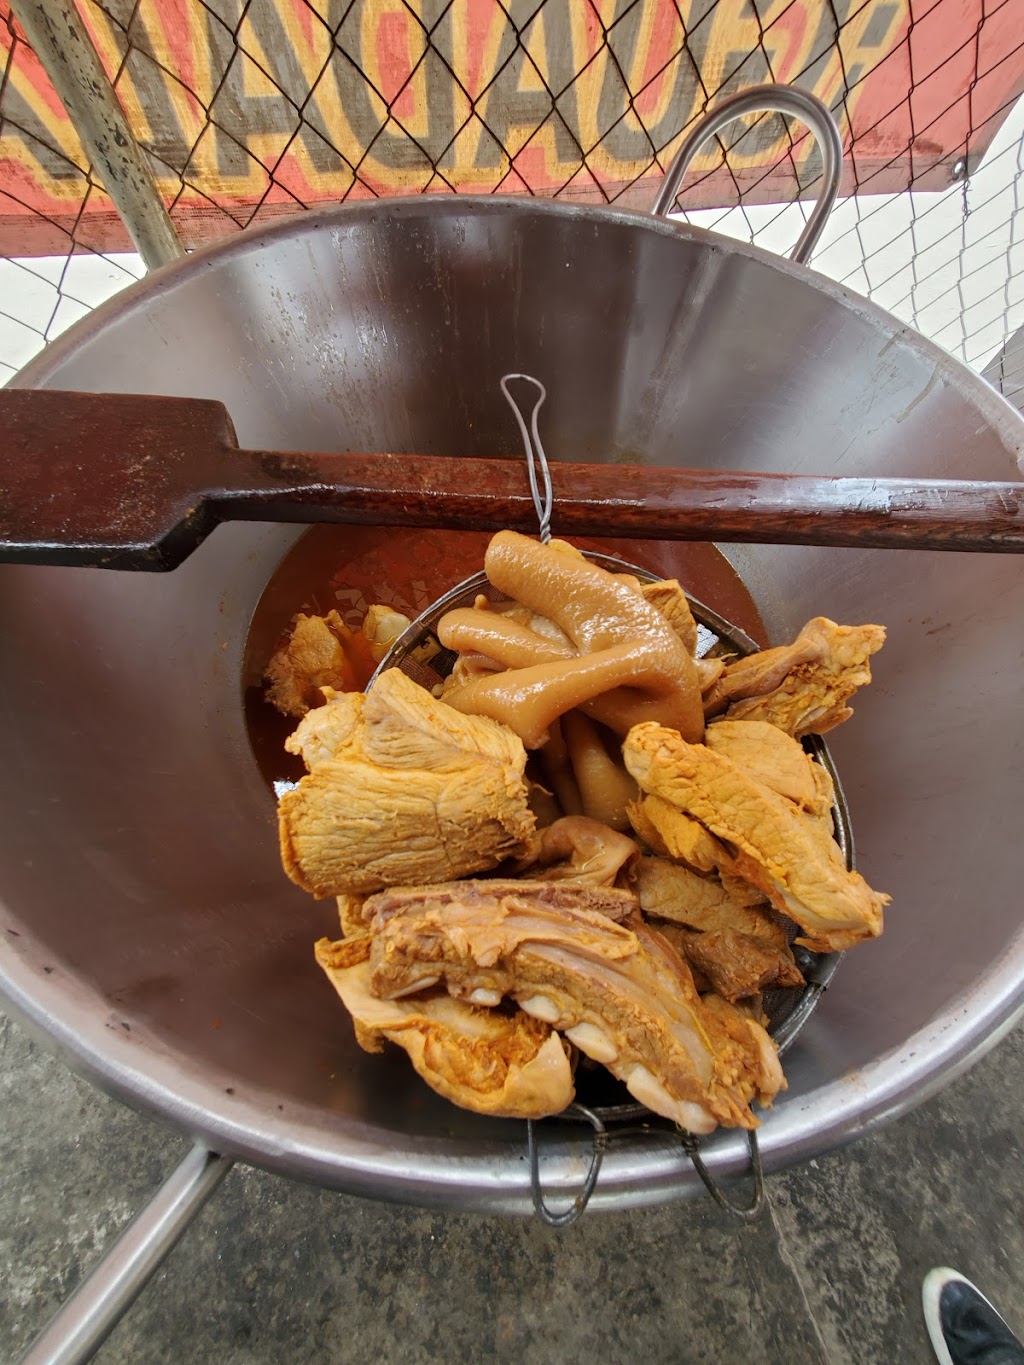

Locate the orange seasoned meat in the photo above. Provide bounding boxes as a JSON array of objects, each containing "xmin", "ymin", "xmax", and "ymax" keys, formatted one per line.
[{"xmin": 315, "ymin": 935, "xmax": 574, "ymax": 1118}]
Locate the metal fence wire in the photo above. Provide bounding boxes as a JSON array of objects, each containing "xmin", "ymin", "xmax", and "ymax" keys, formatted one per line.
[{"xmin": 2, "ymin": 0, "xmax": 1023, "ymax": 401}]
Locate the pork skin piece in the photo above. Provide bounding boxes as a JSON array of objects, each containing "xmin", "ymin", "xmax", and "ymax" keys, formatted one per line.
[
  {"xmin": 512, "ymin": 816, "xmax": 640, "ymax": 887},
  {"xmin": 279, "ymin": 669, "xmax": 535, "ymax": 898},
  {"xmin": 703, "ymin": 617, "xmax": 886, "ymax": 737},
  {"xmin": 623, "ymin": 723, "xmax": 887, "ymax": 952},
  {"xmin": 315, "ymin": 935, "xmax": 574, "ymax": 1118},
  {"xmin": 364, "ymin": 881, "xmax": 783, "ymax": 1132}
]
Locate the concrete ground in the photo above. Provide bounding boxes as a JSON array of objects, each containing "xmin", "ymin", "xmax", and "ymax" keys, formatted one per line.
[{"xmin": 1, "ymin": 1008, "xmax": 1022, "ymax": 1365}]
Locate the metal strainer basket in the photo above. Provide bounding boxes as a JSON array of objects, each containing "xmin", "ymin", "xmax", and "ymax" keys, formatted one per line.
[{"xmin": 367, "ymin": 377, "xmax": 849, "ymax": 1223}]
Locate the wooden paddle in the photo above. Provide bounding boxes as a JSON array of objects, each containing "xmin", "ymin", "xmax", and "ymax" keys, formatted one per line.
[{"xmin": 2, "ymin": 389, "xmax": 1022, "ymax": 570}]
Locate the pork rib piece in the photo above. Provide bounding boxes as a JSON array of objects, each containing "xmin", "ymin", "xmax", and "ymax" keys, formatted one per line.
[
  {"xmin": 315, "ymin": 935, "xmax": 574, "ymax": 1118},
  {"xmin": 364, "ymin": 880, "xmax": 782, "ymax": 1132}
]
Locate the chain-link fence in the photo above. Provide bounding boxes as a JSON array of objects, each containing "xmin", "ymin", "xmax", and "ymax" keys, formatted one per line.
[{"xmin": 3, "ymin": 0, "xmax": 1024, "ymax": 392}]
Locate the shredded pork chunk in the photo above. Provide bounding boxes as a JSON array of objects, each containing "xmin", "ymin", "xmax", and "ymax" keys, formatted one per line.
[
  {"xmin": 632, "ymin": 856, "xmax": 780, "ymax": 943},
  {"xmin": 265, "ymin": 611, "xmax": 372, "ymax": 717},
  {"xmin": 655, "ymin": 923, "xmax": 804, "ymax": 1002},
  {"xmin": 279, "ymin": 669, "xmax": 535, "ymax": 897},
  {"xmin": 633, "ymin": 856, "xmax": 802, "ymax": 1000}
]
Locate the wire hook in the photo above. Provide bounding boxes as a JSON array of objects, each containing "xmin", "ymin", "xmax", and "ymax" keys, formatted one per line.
[
  {"xmin": 680, "ymin": 1129, "xmax": 766, "ymax": 1223},
  {"xmin": 500, "ymin": 373, "xmax": 553, "ymax": 543},
  {"xmin": 527, "ymin": 1104, "xmax": 608, "ymax": 1226}
]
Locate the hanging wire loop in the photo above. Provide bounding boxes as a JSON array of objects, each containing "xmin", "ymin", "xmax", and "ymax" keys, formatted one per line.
[
  {"xmin": 500, "ymin": 373, "xmax": 554, "ymax": 543},
  {"xmin": 680, "ymin": 1129, "xmax": 766, "ymax": 1223},
  {"xmin": 527, "ymin": 1105, "xmax": 609, "ymax": 1227}
]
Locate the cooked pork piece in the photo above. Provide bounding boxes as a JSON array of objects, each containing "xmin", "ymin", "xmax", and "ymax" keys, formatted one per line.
[
  {"xmin": 364, "ymin": 881, "xmax": 782, "ymax": 1131},
  {"xmin": 264, "ymin": 609, "xmax": 383, "ymax": 717},
  {"xmin": 315, "ymin": 935, "xmax": 574, "ymax": 1118},
  {"xmin": 633, "ymin": 856, "xmax": 802, "ymax": 1001},
  {"xmin": 703, "ymin": 617, "xmax": 886, "ymax": 737},
  {"xmin": 285, "ymin": 686, "xmax": 362, "ymax": 769},
  {"xmin": 655, "ymin": 923, "xmax": 804, "ymax": 1002},
  {"xmin": 279, "ymin": 669, "xmax": 535, "ymax": 897},
  {"xmin": 639, "ymin": 579, "xmax": 699, "ymax": 655},
  {"xmin": 513, "ymin": 816, "xmax": 639, "ymax": 887},
  {"xmin": 628, "ymin": 793, "xmax": 733, "ymax": 875},
  {"xmin": 336, "ymin": 892, "xmax": 369, "ymax": 938},
  {"xmin": 623, "ymin": 723, "xmax": 887, "ymax": 952},
  {"xmin": 632, "ymin": 856, "xmax": 783, "ymax": 945},
  {"xmin": 705, "ymin": 721, "xmax": 832, "ymax": 815}
]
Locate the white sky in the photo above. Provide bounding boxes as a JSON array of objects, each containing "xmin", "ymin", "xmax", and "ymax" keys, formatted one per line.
[{"xmin": 2, "ymin": 92, "xmax": 1023, "ymax": 385}]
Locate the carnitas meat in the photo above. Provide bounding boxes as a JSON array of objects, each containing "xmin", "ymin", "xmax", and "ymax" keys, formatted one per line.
[
  {"xmin": 703, "ymin": 617, "xmax": 886, "ymax": 737},
  {"xmin": 705, "ymin": 720, "xmax": 834, "ymax": 816},
  {"xmin": 315, "ymin": 935, "xmax": 574, "ymax": 1118},
  {"xmin": 265, "ymin": 610, "xmax": 377, "ymax": 717},
  {"xmin": 364, "ymin": 879, "xmax": 783, "ymax": 1132},
  {"xmin": 632, "ymin": 855, "xmax": 803, "ymax": 1001},
  {"xmin": 279, "ymin": 668, "xmax": 535, "ymax": 897},
  {"xmin": 623, "ymin": 723, "xmax": 887, "ymax": 952},
  {"xmin": 632, "ymin": 856, "xmax": 780, "ymax": 943},
  {"xmin": 655, "ymin": 923, "xmax": 804, "ymax": 1002}
]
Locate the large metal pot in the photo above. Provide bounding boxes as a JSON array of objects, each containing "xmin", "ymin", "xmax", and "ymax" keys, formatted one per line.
[{"xmin": 3, "ymin": 88, "xmax": 1024, "ymax": 1339}]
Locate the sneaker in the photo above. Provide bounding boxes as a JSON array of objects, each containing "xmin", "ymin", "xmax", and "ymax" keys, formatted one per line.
[{"xmin": 923, "ymin": 1267, "xmax": 1024, "ymax": 1365}]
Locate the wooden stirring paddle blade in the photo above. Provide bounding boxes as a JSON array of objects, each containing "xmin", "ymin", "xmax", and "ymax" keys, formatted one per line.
[{"xmin": 1, "ymin": 388, "xmax": 1022, "ymax": 571}]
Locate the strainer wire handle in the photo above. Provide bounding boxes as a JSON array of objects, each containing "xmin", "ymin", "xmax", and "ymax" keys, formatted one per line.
[
  {"xmin": 528, "ymin": 1104, "xmax": 608, "ymax": 1227},
  {"xmin": 500, "ymin": 373, "xmax": 553, "ymax": 543},
  {"xmin": 680, "ymin": 1129, "xmax": 766, "ymax": 1223}
]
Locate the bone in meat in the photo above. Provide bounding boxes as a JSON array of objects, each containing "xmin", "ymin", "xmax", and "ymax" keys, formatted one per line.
[
  {"xmin": 315, "ymin": 935, "xmax": 574, "ymax": 1118},
  {"xmin": 365, "ymin": 881, "xmax": 782, "ymax": 1131}
]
